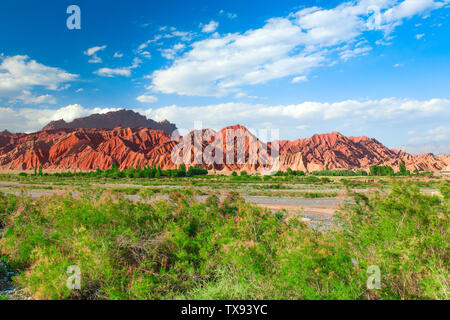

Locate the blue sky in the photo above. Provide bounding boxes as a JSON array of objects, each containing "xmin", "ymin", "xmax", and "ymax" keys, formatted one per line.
[{"xmin": 0, "ymin": 0, "xmax": 449, "ymax": 154}]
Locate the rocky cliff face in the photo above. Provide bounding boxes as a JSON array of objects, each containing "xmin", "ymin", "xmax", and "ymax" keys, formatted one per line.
[
  {"xmin": 276, "ymin": 132, "xmax": 448, "ymax": 172},
  {"xmin": 0, "ymin": 127, "xmax": 176, "ymax": 171},
  {"xmin": 42, "ymin": 109, "xmax": 177, "ymax": 135},
  {"xmin": 0, "ymin": 125, "xmax": 448, "ymax": 172}
]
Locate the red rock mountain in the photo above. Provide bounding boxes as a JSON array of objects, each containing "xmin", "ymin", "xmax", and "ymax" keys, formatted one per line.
[
  {"xmin": 43, "ymin": 109, "xmax": 177, "ymax": 135},
  {"xmin": 0, "ymin": 122, "xmax": 448, "ymax": 172},
  {"xmin": 276, "ymin": 132, "xmax": 449, "ymax": 172}
]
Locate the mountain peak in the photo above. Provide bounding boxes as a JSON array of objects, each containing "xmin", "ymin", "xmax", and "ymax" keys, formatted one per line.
[
  {"xmin": 0, "ymin": 129, "xmax": 12, "ymax": 136},
  {"xmin": 220, "ymin": 124, "xmax": 249, "ymax": 132},
  {"xmin": 42, "ymin": 109, "xmax": 177, "ymax": 134}
]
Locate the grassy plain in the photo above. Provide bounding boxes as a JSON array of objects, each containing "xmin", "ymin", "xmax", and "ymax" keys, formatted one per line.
[{"xmin": 0, "ymin": 173, "xmax": 448, "ymax": 300}]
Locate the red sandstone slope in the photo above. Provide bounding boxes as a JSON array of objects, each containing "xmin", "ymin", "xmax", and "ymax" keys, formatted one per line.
[
  {"xmin": 0, "ymin": 125, "xmax": 448, "ymax": 172},
  {"xmin": 0, "ymin": 127, "xmax": 176, "ymax": 171},
  {"xmin": 277, "ymin": 132, "xmax": 448, "ymax": 172},
  {"xmin": 43, "ymin": 109, "xmax": 177, "ymax": 135},
  {"xmin": 173, "ymin": 124, "xmax": 274, "ymax": 172}
]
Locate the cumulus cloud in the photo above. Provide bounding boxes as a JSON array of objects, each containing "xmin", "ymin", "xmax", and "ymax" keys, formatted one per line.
[
  {"xmin": 143, "ymin": 98, "xmax": 449, "ymax": 128},
  {"xmin": 415, "ymin": 33, "xmax": 425, "ymax": 39},
  {"xmin": 292, "ymin": 75, "xmax": 308, "ymax": 83},
  {"xmin": 136, "ymin": 94, "xmax": 158, "ymax": 103},
  {"xmin": 0, "ymin": 55, "xmax": 77, "ymax": 104},
  {"xmin": 151, "ymin": 18, "xmax": 325, "ymax": 96},
  {"xmin": 150, "ymin": 0, "xmax": 446, "ymax": 97},
  {"xmin": 94, "ymin": 57, "xmax": 142, "ymax": 77},
  {"xmin": 94, "ymin": 67, "xmax": 132, "ymax": 77},
  {"xmin": 200, "ymin": 20, "xmax": 219, "ymax": 33},
  {"xmin": 84, "ymin": 45, "xmax": 107, "ymax": 63},
  {"xmin": 17, "ymin": 91, "xmax": 57, "ymax": 105},
  {"xmin": 160, "ymin": 43, "xmax": 186, "ymax": 60}
]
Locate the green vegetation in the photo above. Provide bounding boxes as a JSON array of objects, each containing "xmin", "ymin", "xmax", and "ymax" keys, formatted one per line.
[
  {"xmin": 369, "ymin": 165, "xmax": 395, "ymax": 176},
  {"xmin": 274, "ymin": 169, "xmax": 306, "ymax": 176},
  {"xmin": 0, "ymin": 180, "xmax": 447, "ymax": 300},
  {"xmin": 33, "ymin": 164, "xmax": 208, "ymax": 179},
  {"xmin": 312, "ymin": 169, "xmax": 368, "ymax": 176}
]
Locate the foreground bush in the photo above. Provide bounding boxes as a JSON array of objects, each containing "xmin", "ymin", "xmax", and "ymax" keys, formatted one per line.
[
  {"xmin": 335, "ymin": 183, "xmax": 449, "ymax": 299},
  {"xmin": 0, "ymin": 182, "xmax": 448, "ymax": 300}
]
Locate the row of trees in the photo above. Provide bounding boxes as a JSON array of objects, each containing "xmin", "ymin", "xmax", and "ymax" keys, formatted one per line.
[
  {"xmin": 312, "ymin": 169, "xmax": 368, "ymax": 176},
  {"xmin": 369, "ymin": 162, "xmax": 413, "ymax": 176},
  {"xmin": 21, "ymin": 161, "xmax": 431, "ymax": 178},
  {"xmin": 369, "ymin": 165, "xmax": 395, "ymax": 176},
  {"xmin": 28, "ymin": 163, "xmax": 208, "ymax": 179},
  {"xmin": 275, "ymin": 168, "xmax": 307, "ymax": 176},
  {"xmin": 276, "ymin": 162, "xmax": 420, "ymax": 177}
]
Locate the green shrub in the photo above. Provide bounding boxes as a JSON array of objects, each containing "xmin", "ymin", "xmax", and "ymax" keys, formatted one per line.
[{"xmin": 0, "ymin": 182, "xmax": 447, "ymax": 300}]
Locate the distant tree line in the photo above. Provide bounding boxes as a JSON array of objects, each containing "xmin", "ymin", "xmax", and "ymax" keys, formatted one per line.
[
  {"xmin": 17, "ymin": 161, "xmax": 433, "ymax": 178},
  {"xmin": 21, "ymin": 163, "xmax": 207, "ymax": 179},
  {"xmin": 312, "ymin": 169, "xmax": 368, "ymax": 176},
  {"xmin": 274, "ymin": 168, "xmax": 306, "ymax": 176}
]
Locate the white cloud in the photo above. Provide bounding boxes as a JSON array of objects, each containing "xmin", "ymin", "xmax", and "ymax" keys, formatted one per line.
[
  {"xmin": 409, "ymin": 126, "xmax": 450, "ymax": 143},
  {"xmin": 160, "ymin": 43, "xmax": 185, "ymax": 60},
  {"xmin": 155, "ymin": 28, "xmax": 194, "ymax": 42},
  {"xmin": 84, "ymin": 45, "xmax": 107, "ymax": 63},
  {"xmin": 0, "ymin": 104, "xmax": 119, "ymax": 133},
  {"xmin": 219, "ymin": 10, "xmax": 237, "ymax": 19},
  {"xmin": 0, "ymin": 55, "xmax": 77, "ymax": 104},
  {"xmin": 170, "ymin": 30, "xmax": 194, "ymax": 42},
  {"xmin": 137, "ymin": 35, "xmax": 162, "ymax": 52},
  {"xmin": 200, "ymin": 20, "xmax": 219, "ymax": 33},
  {"xmin": 292, "ymin": 75, "xmax": 308, "ymax": 83},
  {"xmin": 383, "ymin": 0, "xmax": 446, "ymax": 24},
  {"xmin": 17, "ymin": 91, "xmax": 57, "ymax": 105},
  {"xmin": 113, "ymin": 52, "xmax": 124, "ymax": 58},
  {"xmin": 415, "ymin": 33, "xmax": 425, "ymax": 39},
  {"xmin": 144, "ymin": 98, "xmax": 450, "ymax": 129},
  {"xmin": 85, "ymin": 46, "xmax": 106, "ymax": 56},
  {"xmin": 151, "ymin": 17, "xmax": 326, "ymax": 96},
  {"xmin": 136, "ymin": 94, "xmax": 158, "ymax": 103},
  {"xmin": 94, "ymin": 57, "xmax": 142, "ymax": 77},
  {"xmin": 140, "ymin": 51, "xmax": 151, "ymax": 59},
  {"xmin": 150, "ymin": 0, "xmax": 446, "ymax": 97},
  {"xmin": 339, "ymin": 45, "xmax": 372, "ymax": 61},
  {"xmin": 95, "ymin": 67, "xmax": 132, "ymax": 77}
]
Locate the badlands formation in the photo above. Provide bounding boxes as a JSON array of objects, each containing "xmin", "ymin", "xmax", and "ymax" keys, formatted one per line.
[{"xmin": 0, "ymin": 111, "xmax": 448, "ymax": 173}]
